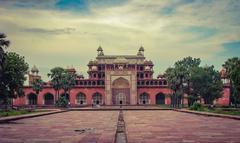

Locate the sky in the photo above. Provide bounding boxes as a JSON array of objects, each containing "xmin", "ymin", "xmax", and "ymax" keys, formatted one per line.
[{"xmin": 0, "ymin": 0, "xmax": 239, "ymax": 81}]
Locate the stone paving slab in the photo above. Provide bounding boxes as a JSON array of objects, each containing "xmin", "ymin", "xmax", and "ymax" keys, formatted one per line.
[
  {"xmin": 70, "ymin": 105, "xmax": 172, "ymax": 111},
  {"xmin": 0, "ymin": 111, "xmax": 118, "ymax": 143},
  {"xmin": 124, "ymin": 110, "xmax": 240, "ymax": 143}
]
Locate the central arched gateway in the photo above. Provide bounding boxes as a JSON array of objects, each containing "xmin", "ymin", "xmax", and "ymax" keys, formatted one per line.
[{"xmin": 112, "ymin": 77, "xmax": 130, "ymax": 105}]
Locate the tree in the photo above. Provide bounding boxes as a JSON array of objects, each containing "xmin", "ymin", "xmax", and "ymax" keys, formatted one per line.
[
  {"xmin": 0, "ymin": 33, "xmax": 10, "ymax": 105},
  {"xmin": 32, "ymin": 78, "xmax": 44, "ymax": 96},
  {"xmin": 223, "ymin": 57, "xmax": 240, "ymax": 106},
  {"xmin": 174, "ymin": 57, "xmax": 201, "ymax": 107},
  {"xmin": 48, "ymin": 67, "xmax": 65, "ymax": 101},
  {"xmin": 165, "ymin": 67, "xmax": 178, "ymax": 108},
  {"xmin": 61, "ymin": 71, "xmax": 76, "ymax": 101},
  {"xmin": 1, "ymin": 52, "xmax": 29, "ymax": 109},
  {"xmin": 0, "ymin": 33, "xmax": 10, "ymax": 73},
  {"xmin": 190, "ymin": 66, "xmax": 223, "ymax": 105},
  {"xmin": 165, "ymin": 57, "xmax": 201, "ymax": 108}
]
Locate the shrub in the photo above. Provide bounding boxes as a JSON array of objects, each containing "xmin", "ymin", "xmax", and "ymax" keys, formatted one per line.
[
  {"xmin": 189, "ymin": 102, "xmax": 203, "ymax": 111},
  {"xmin": 55, "ymin": 96, "xmax": 68, "ymax": 108}
]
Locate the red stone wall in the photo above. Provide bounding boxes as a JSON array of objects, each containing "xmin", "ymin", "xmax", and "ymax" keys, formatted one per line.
[
  {"xmin": 137, "ymin": 87, "xmax": 172, "ymax": 105},
  {"xmin": 13, "ymin": 86, "xmax": 230, "ymax": 106},
  {"xmin": 13, "ymin": 87, "xmax": 105, "ymax": 106},
  {"xmin": 215, "ymin": 86, "xmax": 230, "ymax": 106}
]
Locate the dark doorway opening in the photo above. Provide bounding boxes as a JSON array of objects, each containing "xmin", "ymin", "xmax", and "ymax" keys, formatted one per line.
[
  {"xmin": 156, "ymin": 93, "xmax": 165, "ymax": 104},
  {"xmin": 44, "ymin": 93, "xmax": 54, "ymax": 105},
  {"xmin": 143, "ymin": 100, "xmax": 146, "ymax": 104},
  {"xmin": 28, "ymin": 93, "xmax": 37, "ymax": 105}
]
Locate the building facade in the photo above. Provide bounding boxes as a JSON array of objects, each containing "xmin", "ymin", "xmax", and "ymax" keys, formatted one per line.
[{"xmin": 13, "ymin": 47, "xmax": 230, "ymax": 106}]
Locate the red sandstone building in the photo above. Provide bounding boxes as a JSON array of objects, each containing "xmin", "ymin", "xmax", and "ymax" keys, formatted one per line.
[{"xmin": 13, "ymin": 47, "xmax": 230, "ymax": 106}]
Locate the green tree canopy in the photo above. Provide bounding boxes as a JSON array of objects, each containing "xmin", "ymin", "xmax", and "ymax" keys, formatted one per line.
[
  {"xmin": 0, "ymin": 33, "xmax": 10, "ymax": 93},
  {"xmin": 32, "ymin": 78, "xmax": 44, "ymax": 95},
  {"xmin": 190, "ymin": 66, "xmax": 223, "ymax": 104},
  {"xmin": 48, "ymin": 67, "xmax": 65, "ymax": 101},
  {"xmin": 165, "ymin": 56, "xmax": 201, "ymax": 107},
  {"xmin": 61, "ymin": 71, "xmax": 76, "ymax": 97},
  {"xmin": 223, "ymin": 57, "xmax": 240, "ymax": 106},
  {"xmin": 0, "ymin": 52, "xmax": 29, "ymax": 108}
]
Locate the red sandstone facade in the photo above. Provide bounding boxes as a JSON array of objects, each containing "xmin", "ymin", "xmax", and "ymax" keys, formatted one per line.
[{"xmin": 13, "ymin": 47, "xmax": 230, "ymax": 106}]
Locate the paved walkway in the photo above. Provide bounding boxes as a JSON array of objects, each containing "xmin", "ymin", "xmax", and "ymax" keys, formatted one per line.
[
  {"xmin": 0, "ymin": 111, "xmax": 118, "ymax": 143},
  {"xmin": 124, "ymin": 110, "xmax": 240, "ymax": 143},
  {"xmin": 0, "ymin": 110, "xmax": 240, "ymax": 143}
]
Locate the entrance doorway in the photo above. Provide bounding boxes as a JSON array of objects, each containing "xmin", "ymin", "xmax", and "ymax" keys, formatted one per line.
[
  {"xmin": 156, "ymin": 93, "xmax": 165, "ymax": 104},
  {"xmin": 92, "ymin": 92, "xmax": 102, "ymax": 105},
  {"xmin": 116, "ymin": 93, "xmax": 126, "ymax": 105},
  {"xmin": 28, "ymin": 93, "xmax": 37, "ymax": 105},
  {"xmin": 112, "ymin": 77, "xmax": 130, "ymax": 105},
  {"xmin": 139, "ymin": 92, "xmax": 149, "ymax": 104},
  {"xmin": 44, "ymin": 93, "xmax": 54, "ymax": 105}
]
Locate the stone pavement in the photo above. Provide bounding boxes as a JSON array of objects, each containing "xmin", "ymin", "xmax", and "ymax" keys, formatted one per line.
[
  {"xmin": 0, "ymin": 110, "xmax": 240, "ymax": 143},
  {"xmin": 0, "ymin": 111, "xmax": 118, "ymax": 143},
  {"xmin": 124, "ymin": 110, "xmax": 240, "ymax": 143}
]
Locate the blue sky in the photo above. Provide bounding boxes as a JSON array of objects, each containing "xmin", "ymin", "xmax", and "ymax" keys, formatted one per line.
[{"xmin": 0, "ymin": 0, "xmax": 239, "ymax": 81}]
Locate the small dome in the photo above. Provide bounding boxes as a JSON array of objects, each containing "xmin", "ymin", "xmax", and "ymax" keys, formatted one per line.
[
  {"xmin": 157, "ymin": 74, "xmax": 165, "ymax": 79},
  {"xmin": 144, "ymin": 60, "xmax": 153, "ymax": 65},
  {"xmin": 77, "ymin": 74, "xmax": 84, "ymax": 79},
  {"xmin": 92, "ymin": 60, "xmax": 98, "ymax": 65},
  {"xmin": 66, "ymin": 68, "xmax": 76, "ymax": 73},
  {"xmin": 97, "ymin": 46, "xmax": 103, "ymax": 51},
  {"xmin": 137, "ymin": 51, "xmax": 143, "ymax": 56},
  {"xmin": 139, "ymin": 46, "xmax": 144, "ymax": 52},
  {"xmin": 92, "ymin": 66, "xmax": 97, "ymax": 70},
  {"xmin": 31, "ymin": 65, "xmax": 39, "ymax": 73},
  {"xmin": 88, "ymin": 60, "xmax": 94, "ymax": 66}
]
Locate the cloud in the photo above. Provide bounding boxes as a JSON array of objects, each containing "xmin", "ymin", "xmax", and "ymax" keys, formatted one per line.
[
  {"xmin": 23, "ymin": 27, "xmax": 76, "ymax": 35},
  {"xmin": 0, "ymin": 0, "xmax": 239, "ymax": 80},
  {"xmin": 183, "ymin": 26, "xmax": 218, "ymax": 42},
  {"xmin": 221, "ymin": 41, "xmax": 240, "ymax": 57}
]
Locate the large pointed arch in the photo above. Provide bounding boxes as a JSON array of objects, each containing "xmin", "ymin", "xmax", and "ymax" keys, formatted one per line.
[
  {"xmin": 44, "ymin": 93, "xmax": 54, "ymax": 105},
  {"xmin": 156, "ymin": 93, "xmax": 165, "ymax": 105},
  {"xmin": 112, "ymin": 77, "xmax": 130, "ymax": 88},
  {"xmin": 27, "ymin": 93, "xmax": 37, "ymax": 105},
  {"xmin": 76, "ymin": 92, "xmax": 86, "ymax": 105},
  {"xmin": 92, "ymin": 92, "xmax": 102, "ymax": 105},
  {"xmin": 139, "ymin": 92, "xmax": 150, "ymax": 104}
]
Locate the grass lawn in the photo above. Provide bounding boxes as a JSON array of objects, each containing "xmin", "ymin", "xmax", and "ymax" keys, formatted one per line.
[
  {"xmin": 0, "ymin": 109, "xmax": 48, "ymax": 117},
  {"xmin": 191, "ymin": 107, "xmax": 240, "ymax": 116},
  {"xmin": 156, "ymin": 104, "xmax": 172, "ymax": 108},
  {"xmin": 204, "ymin": 108, "xmax": 240, "ymax": 116}
]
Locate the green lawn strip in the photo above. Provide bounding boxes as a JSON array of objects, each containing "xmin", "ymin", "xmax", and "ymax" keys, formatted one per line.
[
  {"xmin": 191, "ymin": 107, "xmax": 240, "ymax": 116},
  {"xmin": 0, "ymin": 109, "xmax": 49, "ymax": 117},
  {"xmin": 156, "ymin": 105, "xmax": 172, "ymax": 108}
]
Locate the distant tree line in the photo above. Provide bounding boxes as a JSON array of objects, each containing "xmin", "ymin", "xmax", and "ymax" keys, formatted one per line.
[{"xmin": 165, "ymin": 56, "xmax": 240, "ymax": 108}]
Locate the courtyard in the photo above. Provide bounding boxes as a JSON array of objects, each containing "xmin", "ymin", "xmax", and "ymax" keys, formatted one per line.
[{"xmin": 0, "ymin": 110, "xmax": 240, "ymax": 143}]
